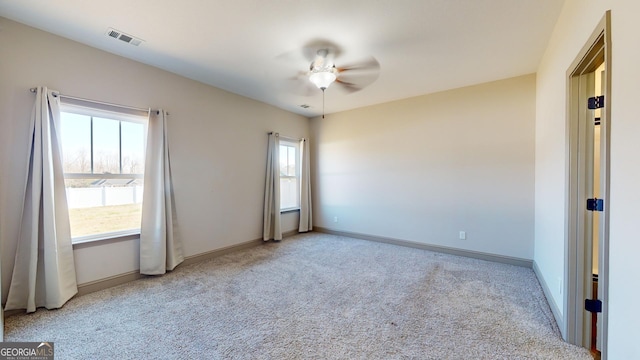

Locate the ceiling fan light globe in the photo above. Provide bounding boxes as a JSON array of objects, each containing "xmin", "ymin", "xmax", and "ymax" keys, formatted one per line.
[{"xmin": 309, "ymin": 71, "xmax": 337, "ymax": 90}]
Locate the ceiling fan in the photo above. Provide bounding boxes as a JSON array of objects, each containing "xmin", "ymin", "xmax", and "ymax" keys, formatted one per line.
[
  {"xmin": 282, "ymin": 40, "xmax": 380, "ymax": 117},
  {"xmin": 307, "ymin": 48, "xmax": 380, "ymax": 92}
]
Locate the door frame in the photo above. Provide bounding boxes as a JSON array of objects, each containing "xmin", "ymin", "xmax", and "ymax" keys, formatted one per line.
[{"xmin": 564, "ymin": 10, "xmax": 611, "ymax": 357}]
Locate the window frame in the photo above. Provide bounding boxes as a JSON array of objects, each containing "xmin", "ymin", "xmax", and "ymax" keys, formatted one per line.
[
  {"xmin": 60, "ymin": 101, "xmax": 148, "ymax": 244},
  {"xmin": 279, "ymin": 139, "xmax": 301, "ymax": 212}
]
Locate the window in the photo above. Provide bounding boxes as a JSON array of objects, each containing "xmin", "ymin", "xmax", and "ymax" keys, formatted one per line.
[
  {"xmin": 59, "ymin": 103, "xmax": 147, "ymax": 243},
  {"xmin": 279, "ymin": 140, "xmax": 300, "ymax": 211}
]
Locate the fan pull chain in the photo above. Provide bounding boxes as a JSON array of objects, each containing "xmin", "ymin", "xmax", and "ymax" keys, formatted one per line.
[{"xmin": 322, "ymin": 89, "xmax": 325, "ymax": 119}]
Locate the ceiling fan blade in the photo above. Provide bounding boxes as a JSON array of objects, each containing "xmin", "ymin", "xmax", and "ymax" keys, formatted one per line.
[
  {"xmin": 301, "ymin": 39, "xmax": 342, "ymax": 63},
  {"xmin": 335, "ymin": 79, "xmax": 363, "ymax": 94},
  {"xmin": 276, "ymin": 39, "xmax": 340, "ymax": 66},
  {"xmin": 291, "ymin": 80, "xmax": 317, "ymax": 97},
  {"xmin": 336, "ymin": 79, "xmax": 357, "ymax": 86},
  {"xmin": 337, "ymin": 56, "xmax": 380, "ymax": 72},
  {"xmin": 277, "ymin": 71, "xmax": 316, "ymax": 96},
  {"xmin": 335, "ymin": 70, "xmax": 380, "ymax": 91}
]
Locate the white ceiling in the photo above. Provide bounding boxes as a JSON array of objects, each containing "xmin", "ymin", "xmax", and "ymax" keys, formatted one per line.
[{"xmin": 0, "ymin": 0, "xmax": 565, "ymax": 118}]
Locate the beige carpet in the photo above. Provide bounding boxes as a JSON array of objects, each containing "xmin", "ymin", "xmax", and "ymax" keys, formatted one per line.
[{"xmin": 4, "ymin": 232, "xmax": 593, "ymax": 359}]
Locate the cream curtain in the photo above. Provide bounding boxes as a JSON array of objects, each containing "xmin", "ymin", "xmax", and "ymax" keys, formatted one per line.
[
  {"xmin": 5, "ymin": 86, "xmax": 78, "ymax": 313},
  {"xmin": 263, "ymin": 132, "xmax": 282, "ymax": 241},
  {"xmin": 140, "ymin": 110, "xmax": 184, "ymax": 275},
  {"xmin": 298, "ymin": 138, "xmax": 313, "ymax": 232}
]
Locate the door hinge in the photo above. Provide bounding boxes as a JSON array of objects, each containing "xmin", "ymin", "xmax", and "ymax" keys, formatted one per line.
[
  {"xmin": 588, "ymin": 95, "xmax": 605, "ymax": 109},
  {"xmin": 585, "ymin": 299, "xmax": 602, "ymax": 313},
  {"xmin": 586, "ymin": 198, "xmax": 604, "ymax": 212}
]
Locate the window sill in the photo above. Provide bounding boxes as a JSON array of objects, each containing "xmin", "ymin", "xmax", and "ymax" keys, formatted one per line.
[
  {"xmin": 280, "ymin": 207, "xmax": 300, "ymax": 214},
  {"xmin": 72, "ymin": 229, "xmax": 140, "ymax": 247}
]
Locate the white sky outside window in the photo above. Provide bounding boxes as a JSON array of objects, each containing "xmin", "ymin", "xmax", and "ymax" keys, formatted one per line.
[{"xmin": 279, "ymin": 141, "xmax": 299, "ymax": 211}]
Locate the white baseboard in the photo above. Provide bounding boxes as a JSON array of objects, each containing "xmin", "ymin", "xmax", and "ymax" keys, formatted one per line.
[
  {"xmin": 314, "ymin": 227, "xmax": 533, "ymax": 268},
  {"xmin": 532, "ymin": 260, "xmax": 565, "ymax": 338},
  {"xmin": 77, "ymin": 270, "xmax": 145, "ymax": 297},
  {"xmin": 77, "ymin": 230, "xmax": 300, "ymax": 297},
  {"xmin": 181, "ymin": 238, "xmax": 264, "ymax": 267}
]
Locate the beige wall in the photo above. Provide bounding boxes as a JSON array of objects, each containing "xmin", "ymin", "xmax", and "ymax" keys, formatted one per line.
[
  {"xmin": 5, "ymin": 3, "xmax": 640, "ymax": 356},
  {"xmin": 0, "ymin": 18, "xmax": 309, "ymax": 299},
  {"xmin": 535, "ymin": 0, "xmax": 640, "ymax": 357},
  {"xmin": 311, "ymin": 74, "xmax": 536, "ymax": 260}
]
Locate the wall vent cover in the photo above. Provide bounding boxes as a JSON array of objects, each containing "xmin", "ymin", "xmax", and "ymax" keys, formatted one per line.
[{"xmin": 105, "ymin": 28, "xmax": 144, "ymax": 46}]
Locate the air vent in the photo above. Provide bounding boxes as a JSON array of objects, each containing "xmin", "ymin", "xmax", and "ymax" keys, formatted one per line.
[{"xmin": 105, "ymin": 28, "xmax": 144, "ymax": 47}]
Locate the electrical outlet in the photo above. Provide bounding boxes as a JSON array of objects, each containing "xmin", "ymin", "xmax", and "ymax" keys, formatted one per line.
[
  {"xmin": 459, "ymin": 231, "xmax": 466, "ymax": 240},
  {"xmin": 333, "ymin": 216, "xmax": 338, "ymax": 223}
]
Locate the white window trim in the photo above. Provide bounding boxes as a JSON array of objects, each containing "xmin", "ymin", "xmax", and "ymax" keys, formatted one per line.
[
  {"xmin": 279, "ymin": 139, "xmax": 301, "ymax": 212},
  {"xmin": 61, "ymin": 98, "xmax": 149, "ymax": 123},
  {"xmin": 61, "ymin": 103, "xmax": 147, "ymax": 244},
  {"xmin": 72, "ymin": 229, "xmax": 141, "ymax": 245}
]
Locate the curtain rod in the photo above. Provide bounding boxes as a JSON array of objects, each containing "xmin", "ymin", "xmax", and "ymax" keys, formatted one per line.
[
  {"xmin": 268, "ymin": 132, "xmax": 305, "ymax": 141},
  {"xmin": 29, "ymin": 87, "xmax": 164, "ymax": 114}
]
